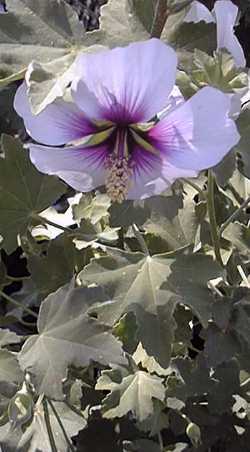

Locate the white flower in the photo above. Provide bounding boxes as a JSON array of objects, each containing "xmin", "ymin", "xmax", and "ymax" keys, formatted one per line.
[{"xmin": 185, "ymin": 0, "xmax": 246, "ymax": 68}]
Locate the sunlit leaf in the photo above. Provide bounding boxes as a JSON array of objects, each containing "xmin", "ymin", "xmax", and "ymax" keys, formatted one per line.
[
  {"xmin": 96, "ymin": 365, "xmax": 165, "ymax": 421},
  {"xmin": 85, "ymin": 0, "xmax": 149, "ymax": 47},
  {"xmin": 17, "ymin": 397, "xmax": 86, "ymax": 452},
  {"xmin": 19, "ymin": 282, "xmax": 125, "ymax": 399},
  {"xmin": 0, "ymin": 0, "xmax": 85, "ymax": 79},
  {"xmin": 79, "ymin": 248, "xmax": 221, "ymax": 367}
]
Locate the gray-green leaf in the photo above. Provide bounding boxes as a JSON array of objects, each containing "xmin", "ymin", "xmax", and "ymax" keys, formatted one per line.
[
  {"xmin": 0, "ymin": 135, "xmax": 66, "ymax": 252},
  {"xmin": 18, "ymin": 282, "xmax": 125, "ymax": 399}
]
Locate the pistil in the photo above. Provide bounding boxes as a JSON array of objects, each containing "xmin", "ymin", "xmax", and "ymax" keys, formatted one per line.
[{"xmin": 105, "ymin": 128, "xmax": 132, "ymax": 203}]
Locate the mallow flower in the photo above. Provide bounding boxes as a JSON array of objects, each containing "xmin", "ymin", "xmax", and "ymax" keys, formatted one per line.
[
  {"xmin": 14, "ymin": 39, "xmax": 240, "ymax": 202},
  {"xmin": 0, "ymin": 1, "xmax": 6, "ymax": 13},
  {"xmin": 185, "ymin": 0, "xmax": 246, "ymax": 68}
]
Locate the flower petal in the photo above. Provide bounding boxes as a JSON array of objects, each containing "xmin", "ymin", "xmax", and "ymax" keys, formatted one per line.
[
  {"xmin": 148, "ymin": 86, "xmax": 240, "ymax": 172},
  {"xmin": 214, "ymin": 0, "xmax": 246, "ymax": 68},
  {"xmin": 127, "ymin": 146, "xmax": 197, "ymax": 200},
  {"xmin": 158, "ymin": 85, "xmax": 184, "ymax": 120},
  {"xmin": 71, "ymin": 39, "xmax": 177, "ymax": 123},
  {"xmin": 14, "ymin": 83, "xmax": 95, "ymax": 146},
  {"xmin": 184, "ymin": 1, "xmax": 214, "ymax": 23},
  {"xmin": 29, "ymin": 143, "xmax": 107, "ymax": 192}
]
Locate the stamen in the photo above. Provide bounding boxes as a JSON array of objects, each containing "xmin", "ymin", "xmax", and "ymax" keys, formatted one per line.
[{"xmin": 105, "ymin": 156, "xmax": 132, "ymax": 203}]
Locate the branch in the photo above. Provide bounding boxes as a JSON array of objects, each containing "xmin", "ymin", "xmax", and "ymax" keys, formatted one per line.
[{"xmin": 150, "ymin": 0, "xmax": 169, "ymax": 38}]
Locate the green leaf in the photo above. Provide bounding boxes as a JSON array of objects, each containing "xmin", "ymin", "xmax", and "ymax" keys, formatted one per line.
[
  {"xmin": 113, "ymin": 312, "xmax": 138, "ymax": 354},
  {"xmin": 0, "ymin": 85, "xmax": 23, "ymax": 136},
  {"xmin": 169, "ymin": 356, "xmax": 217, "ymax": 402},
  {"xmin": 230, "ymin": 291, "xmax": 250, "ymax": 353},
  {"xmin": 85, "ymin": 0, "xmax": 149, "ymax": 47},
  {"xmin": 19, "ymin": 282, "xmax": 125, "ymax": 399},
  {"xmin": 186, "ymin": 422, "xmax": 201, "ymax": 448},
  {"xmin": 0, "ymin": 329, "xmax": 22, "ymax": 348},
  {"xmin": 26, "ymin": 45, "xmax": 106, "ymax": 115},
  {"xmin": 0, "ymin": 350, "xmax": 23, "ymax": 384},
  {"xmin": 168, "ymin": 0, "xmax": 193, "ymax": 13},
  {"xmin": 236, "ymin": 106, "xmax": 250, "ymax": 179},
  {"xmin": 177, "ymin": 50, "xmax": 248, "ymax": 98},
  {"xmin": 79, "ymin": 248, "xmax": 221, "ymax": 366},
  {"xmin": 0, "ymin": 135, "xmax": 66, "ymax": 252},
  {"xmin": 17, "ymin": 397, "xmax": 86, "ymax": 452},
  {"xmin": 130, "ymin": 0, "xmax": 156, "ymax": 32},
  {"xmin": 79, "ymin": 248, "xmax": 178, "ymax": 368},
  {"xmin": 204, "ymin": 325, "xmax": 240, "ymax": 367},
  {"xmin": 133, "ymin": 342, "xmax": 170, "ymax": 376},
  {"xmin": 223, "ymin": 222, "xmax": 250, "ymax": 256},
  {"xmin": 213, "ymin": 150, "xmax": 236, "ymax": 187},
  {"xmin": 0, "ymin": 0, "xmax": 84, "ymax": 81},
  {"xmin": 25, "ymin": 54, "xmax": 76, "ymax": 115},
  {"xmin": 7, "ymin": 280, "xmax": 39, "ymax": 321},
  {"xmin": 162, "ymin": 11, "xmax": 216, "ymax": 68},
  {"xmin": 144, "ymin": 193, "xmax": 200, "ymax": 251},
  {"xmin": 136, "ymin": 398, "xmax": 169, "ymax": 435},
  {"xmin": 0, "ymin": 69, "xmax": 26, "ymax": 89},
  {"xmin": 73, "ymin": 219, "xmax": 119, "ymax": 250},
  {"xmin": 0, "ymin": 351, "xmax": 24, "ymax": 426},
  {"xmin": 109, "ymin": 199, "xmax": 150, "ymax": 227},
  {"xmin": 8, "ymin": 391, "xmax": 34, "ymax": 430},
  {"xmin": 124, "ymin": 439, "xmax": 161, "ymax": 452},
  {"xmin": 0, "ymin": 257, "xmax": 8, "ymax": 290},
  {"xmin": 28, "ymin": 234, "xmax": 84, "ymax": 299},
  {"xmin": 96, "ymin": 366, "xmax": 165, "ymax": 421},
  {"xmin": 73, "ymin": 193, "xmax": 111, "ymax": 225}
]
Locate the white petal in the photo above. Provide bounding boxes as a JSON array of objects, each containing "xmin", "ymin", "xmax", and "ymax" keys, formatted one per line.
[
  {"xmin": 184, "ymin": 1, "xmax": 214, "ymax": 23},
  {"xmin": 214, "ymin": 0, "xmax": 246, "ymax": 68}
]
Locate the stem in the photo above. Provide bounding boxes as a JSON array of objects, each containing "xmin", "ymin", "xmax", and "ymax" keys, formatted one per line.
[
  {"xmin": 43, "ymin": 398, "xmax": 58, "ymax": 452},
  {"xmin": 219, "ymin": 196, "xmax": 250, "ymax": 235},
  {"xmin": 182, "ymin": 178, "xmax": 204, "ymax": 196},
  {"xmin": 33, "ymin": 214, "xmax": 72, "ymax": 234},
  {"xmin": 207, "ymin": 171, "xmax": 224, "ymax": 267},
  {"xmin": 132, "ymin": 224, "xmax": 150, "ymax": 256},
  {"xmin": 47, "ymin": 399, "xmax": 75, "ymax": 452},
  {"xmin": 240, "ymin": 376, "xmax": 250, "ymax": 389},
  {"xmin": 158, "ymin": 432, "xmax": 164, "ymax": 451},
  {"xmin": 150, "ymin": 0, "xmax": 169, "ymax": 38},
  {"xmin": 0, "ymin": 289, "xmax": 38, "ymax": 319},
  {"xmin": 7, "ymin": 275, "xmax": 30, "ymax": 283},
  {"xmin": 117, "ymin": 227, "xmax": 125, "ymax": 250},
  {"xmin": 237, "ymin": 265, "xmax": 250, "ymax": 288},
  {"xmin": 65, "ymin": 401, "xmax": 86, "ymax": 420},
  {"xmin": 18, "ymin": 318, "xmax": 37, "ymax": 328}
]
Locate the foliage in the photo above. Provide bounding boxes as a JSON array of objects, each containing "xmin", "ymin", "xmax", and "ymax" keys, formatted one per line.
[{"xmin": 0, "ymin": 0, "xmax": 249, "ymax": 451}]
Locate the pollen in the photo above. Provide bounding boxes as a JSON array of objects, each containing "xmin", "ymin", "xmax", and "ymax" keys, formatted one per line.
[{"xmin": 105, "ymin": 156, "xmax": 133, "ymax": 203}]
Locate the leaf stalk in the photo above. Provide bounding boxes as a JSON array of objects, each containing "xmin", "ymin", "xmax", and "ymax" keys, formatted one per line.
[
  {"xmin": 43, "ymin": 398, "xmax": 58, "ymax": 452},
  {"xmin": 47, "ymin": 399, "xmax": 76, "ymax": 452},
  {"xmin": 132, "ymin": 224, "xmax": 150, "ymax": 256},
  {"xmin": 0, "ymin": 289, "xmax": 38, "ymax": 319},
  {"xmin": 219, "ymin": 195, "xmax": 250, "ymax": 235},
  {"xmin": 207, "ymin": 171, "xmax": 224, "ymax": 267},
  {"xmin": 150, "ymin": 0, "xmax": 169, "ymax": 38}
]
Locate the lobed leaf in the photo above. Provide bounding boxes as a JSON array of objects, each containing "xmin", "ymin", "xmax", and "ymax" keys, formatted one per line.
[
  {"xmin": 18, "ymin": 282, "xmax": 125, "ymax": 399},
  {"xmin": 0, "ymin": 135, "xmax": 66, "ymax": 252}
]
